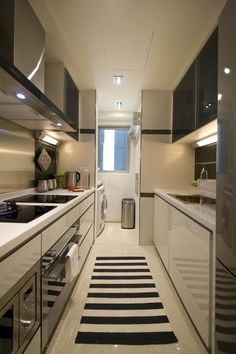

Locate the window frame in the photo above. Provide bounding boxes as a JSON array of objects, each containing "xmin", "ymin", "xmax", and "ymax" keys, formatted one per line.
[{"xmin": 98, "ymin": 126, "xmax": 130, "ymax": 173}]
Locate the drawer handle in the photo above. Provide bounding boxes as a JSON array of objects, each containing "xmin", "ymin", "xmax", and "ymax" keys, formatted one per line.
[{"xmin": 20, "ymin": 319, "xmax": 32, "ymax": 327}]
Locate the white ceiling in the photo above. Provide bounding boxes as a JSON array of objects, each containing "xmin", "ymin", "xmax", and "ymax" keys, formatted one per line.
[{"xmin": 29, "ymin": 0, "xmax": 226, "ymax": 113}]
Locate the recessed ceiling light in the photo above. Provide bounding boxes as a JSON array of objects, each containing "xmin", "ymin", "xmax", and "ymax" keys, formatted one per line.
[
  {"xmin": 116, "ymin": 101, "xmax": 122, "ymax": 109},
  {"xmin": 114, "ymin": 75, "xmax": 124, "ymax": 85},
  {"xmin": 56, "ymin": 122, "xmax": 62, "ymax": 127},
  {"xmin": 16, "ymin": 93, "xmax": 26, "ymax": 100},
  {"xmin": 224, "ymin": 67, "xmax": 231, "ymax": 74}
]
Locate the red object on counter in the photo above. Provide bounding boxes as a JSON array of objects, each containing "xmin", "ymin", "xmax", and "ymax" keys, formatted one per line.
[{"xmin": 68, "ymin": 184, "xmax": 75, "ymax": 191}]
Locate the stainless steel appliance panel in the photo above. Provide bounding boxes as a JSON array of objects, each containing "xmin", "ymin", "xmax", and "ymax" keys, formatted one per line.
[
  {"xmin": 0, "ymin": 261, "xmax": 40, "ymax": 354},
  {"xmin": 0, "ymin": 118, "xmax": 34, "ymax": 194},
  {"xmin": 19, "ymin": 274, "xmax": 39, "ymax": 346},
  {"xmin": 41, "ymin": 222, "xmax": 80, "ymax": 351},
  {"xmin": 0, "ymin": 295, "xmax": 18, "ymax": 354}
]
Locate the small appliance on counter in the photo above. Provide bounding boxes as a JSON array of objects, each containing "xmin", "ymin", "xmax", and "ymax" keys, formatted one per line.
[
  {"xmin": 54, "ymin": 172, "xmax": 65, "ymax": 189},
  {"xmin": 37, "ymin": 180, "xmax": 48, "ymax": 193},
  {"xmin": 65, "ymin": 171, "xmax": 80, "ymax": 189},
  {"xmin": 79, "ymin": 168, "xmax": 90, "ymax": 189}
]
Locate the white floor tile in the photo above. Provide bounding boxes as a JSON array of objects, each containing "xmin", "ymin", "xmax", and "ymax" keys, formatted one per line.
[{"xmin": 45, "ymin": 222, "xmax": 207, "ymax": 354}]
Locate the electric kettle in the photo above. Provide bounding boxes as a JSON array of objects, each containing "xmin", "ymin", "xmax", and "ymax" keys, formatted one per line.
[{"xmin": 65, "ymin": 171, "xmax": 80, "ymax": 189}]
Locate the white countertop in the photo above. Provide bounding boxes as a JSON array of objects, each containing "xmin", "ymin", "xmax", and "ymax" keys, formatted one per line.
[
  {"xmin": 0, "ymin": 188, "xmax": 95, "ymax": 259},
  {"xmin": 154, "ymin": 188, "xmax": 215, "ymax": 232}
]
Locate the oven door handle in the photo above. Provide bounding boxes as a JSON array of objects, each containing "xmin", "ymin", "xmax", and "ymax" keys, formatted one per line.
[
  {"xmin": 20, "ymin": 319, "xmax": 32, "ymax": 328},
  {"xmin": 71, "ymin": 233, "xmax": 82, "ymax": 245},
  {"xmin": 47, "ymin": 263, "xmax": 65, "ymax": 281}
]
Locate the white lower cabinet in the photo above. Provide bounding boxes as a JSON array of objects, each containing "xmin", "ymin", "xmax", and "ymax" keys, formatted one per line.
[
  {"xmin": 154, "ymin": 195, "xmax": 170, "ymax": 270},
  {"xmin": 154, "ymin": 194, "xmax": 212, "ymax": 348},
  {"xmin": 169, "ymin": 207, "xmax": 211, "ymax": 348},
  {"xmin": 42, "ymin": 193, "xmax": 94, "ymax": 255}
]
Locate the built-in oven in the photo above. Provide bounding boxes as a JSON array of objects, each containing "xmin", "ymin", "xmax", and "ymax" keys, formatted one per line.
[
  {"xmin": 41, "ymin": 219, "xmax": 81, "ymax": 352},
  {"xmin": 0, "ymin": 261, "xmax": 40, "ymax": 354}
]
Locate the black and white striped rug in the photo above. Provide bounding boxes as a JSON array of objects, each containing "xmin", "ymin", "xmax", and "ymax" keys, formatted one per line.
[{"xmin": 75, "ymin": 256, "xmax": 177, "ymax": 345}]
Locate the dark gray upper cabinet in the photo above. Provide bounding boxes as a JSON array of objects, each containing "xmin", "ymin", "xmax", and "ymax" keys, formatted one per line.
[
  {"xmin": 45, "ymin": 63, "xmax": 79, "ymax": 140},
  {"xmin": 172, "ymin": 61, "xmax": 196, "ymax": 142},
  {"xmin": 196, "ymin": 28, "xmax": 218, "ymax": 128},
  {"xmin": 65, "ymin": 69, "xmax": 79, "ymax": 133},
  {"xmin": 172, "ymin": 28, "xmax": 218, "ymax": 142}
]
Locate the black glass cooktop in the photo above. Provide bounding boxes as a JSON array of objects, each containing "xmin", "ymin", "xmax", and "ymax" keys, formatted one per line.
[
  {"xmin": 0, "ymin": 205, "xmax": 56, "ymax": 223},
  {"xmin": 4, "ymin": 194, "xmax": 77, "ymax": 204}
]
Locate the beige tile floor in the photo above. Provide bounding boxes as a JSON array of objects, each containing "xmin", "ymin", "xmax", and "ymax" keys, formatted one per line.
[{"xmin": 46, "ymin": 223, "xmax": 208, "ymax": 354}]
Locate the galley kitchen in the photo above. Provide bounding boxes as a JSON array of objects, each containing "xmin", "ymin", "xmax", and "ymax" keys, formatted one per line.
[{"xmin": 0, "ymin": 1, "xmax": 235, "ymax": 354}]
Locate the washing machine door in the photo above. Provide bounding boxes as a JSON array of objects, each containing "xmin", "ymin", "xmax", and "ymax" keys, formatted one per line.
[{"xmin": 101, "ymin": 194, "xmax": 108, "ymax": 219}]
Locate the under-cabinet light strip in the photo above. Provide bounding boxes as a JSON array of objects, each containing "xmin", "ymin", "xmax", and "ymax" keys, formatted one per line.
[{"xmin": 196, "ymin": 134, "xmax": 217, "ymax": 147}]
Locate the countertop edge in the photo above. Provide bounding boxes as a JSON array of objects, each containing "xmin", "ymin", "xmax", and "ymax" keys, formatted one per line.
[
  {"xmin": 153, "ymin": 188, "xmax": 215, "ymax": 232},
  {"xmin": 0, "ymin": 188, "xmax": 95, "ymax": 259}
]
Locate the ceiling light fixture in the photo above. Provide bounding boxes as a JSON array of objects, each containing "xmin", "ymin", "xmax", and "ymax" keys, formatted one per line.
[
  {"xmin": 116, "ymin": 101, "xmax": 122, "ymax": 109},
  {"xmin": 114, "ymin": 75, "xmax": 124, "ymax": 85},
  {"xmin": 218, "ymin": 93, "xmax": 223, "ymax": 101},
  {"xmin": 224, "ymin": 67, "xmax": 231, "ymax": 74},
  {"xmin": 56, "ymin": 122, "xmax": 62, "ymax": 127},
  {"xmin": 16, "ymin": 92, "xmax": 26, "ymax": 100},
  {"xmin": 196, "ymin": 134, "xmax": 217, "ymax": 147},
  {"xmin": 42, "ymin": 135, "xmax": 58, "ymax": 145}
]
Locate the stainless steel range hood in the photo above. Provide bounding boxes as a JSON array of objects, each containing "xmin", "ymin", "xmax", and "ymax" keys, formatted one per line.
[{"xmin": 0, "ymin": 53, "xmax": 76, "ymax": 132}]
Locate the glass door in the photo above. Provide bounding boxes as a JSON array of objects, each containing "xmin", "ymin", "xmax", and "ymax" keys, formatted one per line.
[{"xmin": 0, "ymin": 295, "xmax": 19, "ymax": 354}]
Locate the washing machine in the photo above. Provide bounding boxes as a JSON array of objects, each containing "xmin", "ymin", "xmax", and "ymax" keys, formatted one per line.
[{"xmin": 96, "ymin": 181, "xmax": 107, "ymax": 236}]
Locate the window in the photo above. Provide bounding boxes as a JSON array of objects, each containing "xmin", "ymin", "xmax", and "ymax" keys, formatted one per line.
[{"xmin": 98, "ymin": 127, "xmax": 129, "ymax": 172}]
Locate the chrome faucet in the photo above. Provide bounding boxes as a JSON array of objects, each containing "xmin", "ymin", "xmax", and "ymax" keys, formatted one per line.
[
  {"xmin": 199, "ymin": 165, "xmax": 208, "ymax": 206},
  {"xmin": 200, "ymin": 165, "xmax": 208, "ymax": 180}
]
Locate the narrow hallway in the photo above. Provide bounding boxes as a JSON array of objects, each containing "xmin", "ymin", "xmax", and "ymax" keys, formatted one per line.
[{"xmin": 46, "ymin": 223, "xmax": 207, "ymax": 354}]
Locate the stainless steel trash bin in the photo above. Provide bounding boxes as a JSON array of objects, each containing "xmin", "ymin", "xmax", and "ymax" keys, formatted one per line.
[{"xmin": 121, "ymin": 198, "xmax": 135, "ymax": 229}]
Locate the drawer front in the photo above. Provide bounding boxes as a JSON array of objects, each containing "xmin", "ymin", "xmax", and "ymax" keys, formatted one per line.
[
  {"xmin": 79, "ymin": 204, "xmax": 94, "ymax": 244},
  {"xmin": 79, "ymin": 225, "xmax": 94, "ymax": 268},
  {"xmin": 68, "ymin": 193, "xmax": 94, "ymax": 227},
  {"xmin": 42, "ymin": 213, "xmax": 69, "ymax": 255},
  {"xmin": 0, "ymin": 234, "xmax": 41, "ymax": 298},
  {"xmin": 42, "ymin": 193, "xmax": 95, "ymax": 254}
]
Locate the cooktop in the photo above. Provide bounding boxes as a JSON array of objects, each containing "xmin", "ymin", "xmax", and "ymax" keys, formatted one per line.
[
  {"xmin": 4, "ymin": 194, "xmax": 77, "ymax": 204},
  {"xmin": 0, "ymin": 204, "xmax": 56, "ymax": 223}
]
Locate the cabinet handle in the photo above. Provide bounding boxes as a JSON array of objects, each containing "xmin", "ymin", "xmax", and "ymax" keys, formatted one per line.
[
  {"xmin": 20, "ymin": 319, "xmax": 32, "ymax": 327},
  {"xmin": 47, "ymin": 249, "xmax": 57, "ymax": 257}
]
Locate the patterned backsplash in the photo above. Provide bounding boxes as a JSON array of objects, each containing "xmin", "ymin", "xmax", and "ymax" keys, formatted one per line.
[{"xmin": 35, "ymin": 140, "xmax": 57, "ymax": 184}]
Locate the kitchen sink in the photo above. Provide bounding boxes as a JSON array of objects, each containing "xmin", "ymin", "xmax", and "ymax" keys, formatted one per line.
[{"xmin": 168, "ymin": 194, "xmax": 216, "ymax": 205}]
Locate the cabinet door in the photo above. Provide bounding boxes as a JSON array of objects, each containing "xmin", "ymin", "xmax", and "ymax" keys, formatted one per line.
[
  {"xmin": 172, "ymin": 61, "xmax": 196, "ymax": 142},
  {"xmin": 169, "ymin": 207, "xmax": 211, "ymax": 347},
  {"xmin": 65, "ymin": 69, "xmax": 79, "ymax": 131},
  {"xmin": 0, "ymin": 295, "xmax": 19, "ymax": 354},
  {"xmin": 154, "ymin": 195, "xmax": 170, "ymax": 270},
  {"xmin": 196, "ymin": 28, "xmax": 218, "ymax": 128}
]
